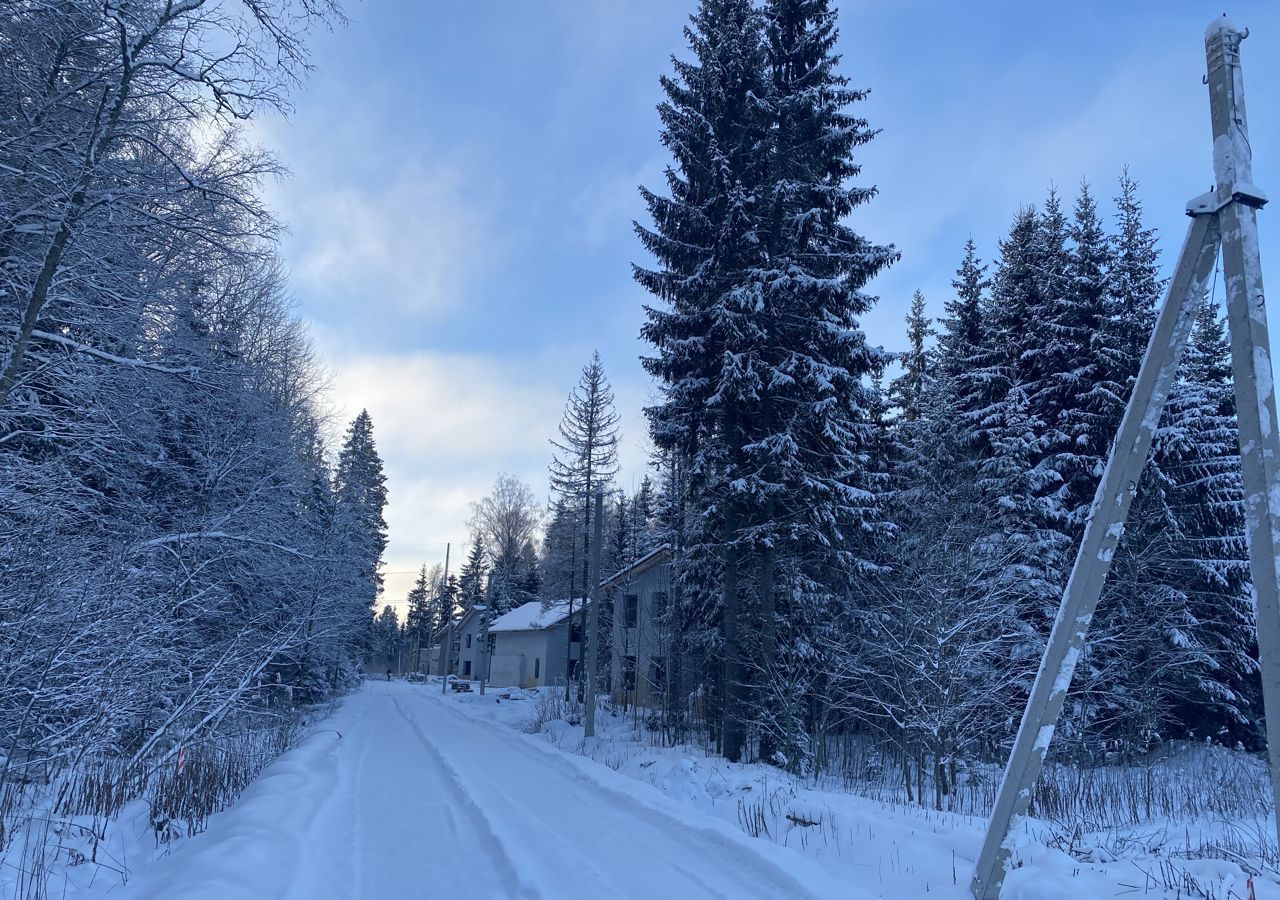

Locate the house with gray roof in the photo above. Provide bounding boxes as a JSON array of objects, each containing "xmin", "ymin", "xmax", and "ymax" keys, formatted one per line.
[
  {"xmin": 487, "ymin": 598, "xmax": 586, "ymax": 689},
  {"xmin": 601, "ymin": 546, "xmax": 673, "ymax": 709}
]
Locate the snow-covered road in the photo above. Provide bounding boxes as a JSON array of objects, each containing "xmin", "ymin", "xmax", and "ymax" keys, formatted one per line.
[{"xmin": 118, "ymin": 681, "xmax": 862, "ymax": 900}]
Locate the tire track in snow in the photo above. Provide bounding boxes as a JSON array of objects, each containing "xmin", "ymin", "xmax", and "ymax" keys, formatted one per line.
[
  {"xmin": 388, "ymin": 692, "xmax": 543, "ymax": 900},
  {"xmin": 417, "ymin": 690, "xmax": 853, "ymax": 900},
  {"xmin": 392, "ymin": 693, "xmax": 627, "ymax": 896}
]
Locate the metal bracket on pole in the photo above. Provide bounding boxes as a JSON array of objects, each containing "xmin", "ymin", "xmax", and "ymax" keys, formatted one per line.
[
  {"xmin": 1188, "ymin": 185, "xmax": 1269, "ymax": 218},
  {"xmin": 971, "ymin": 16, "xmax": 1278, "ymax": 899}
]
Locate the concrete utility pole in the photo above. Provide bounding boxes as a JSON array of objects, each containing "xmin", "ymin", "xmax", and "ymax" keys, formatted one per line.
[
  {"xmin": 584, "ymin": 490, "xmax": 605, "ymax": 738},
  {"xmin": 437, "ymin": 542, "xmax": 451, "ymax": 694},
  {"xmin": 479, "ymin": 578, "xmax": 495, "ymax": 696},
  {"xmin": 971, "ymin": 17, "xmax": 1276, "ymax": 898}
]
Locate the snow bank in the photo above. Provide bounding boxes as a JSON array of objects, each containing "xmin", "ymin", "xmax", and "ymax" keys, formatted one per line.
[{"xmin": 442, "ymin": 684, "xmax": 1280, "ymax": 900}]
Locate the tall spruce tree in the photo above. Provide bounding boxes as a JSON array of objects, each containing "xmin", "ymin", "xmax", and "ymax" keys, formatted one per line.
[
  {"xmin": 548, "ymin": 351, "xmax": 620, "ymax": 690},
  {"xmin": 636, "ymin": 0, "xmax": 769, "ymax": 761},
  {"xmin": 969, "ymin": 205, "xmax": 1064, "ymax": 652},
  {"xmin": 1162, "ymin": 303, "xmax": 1258, "ymax": 743},
  {"xmin": 888, "ymin": 290, "xmax": 934, "ymax": 421},
  {"xmin": 752, "ymin": 0, "xmax": 897, "ymax": 769},
  {"xmin": 334, "ymin": 409, "xmax": 389, "ymax": 679},
  {"xmin": 637, "ymin": 0, "xmax": 894, "ymax": 765},
  {"xmin": 939, "ymin": 237, "xmax": 989, "ymax": 384},
  {"xmin": 1055, "ymin": 184, "xmax": 1116, "ymax": 532},
  {"xmin": 1070, "ymin": 175, "xmax": 1166, "ymax": 750},
  {"xmin": 457, "ymin": 536, "xmax": 488, "ymax": 611},
  {"xmin": 405, "ymin": 567, "xmax": 433, "ymax": 670}
]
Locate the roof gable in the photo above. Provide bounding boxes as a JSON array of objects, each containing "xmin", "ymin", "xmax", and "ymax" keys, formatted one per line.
[{"xmin": 600, "ymin": 545, "xmax": 673, "ymax": 591}]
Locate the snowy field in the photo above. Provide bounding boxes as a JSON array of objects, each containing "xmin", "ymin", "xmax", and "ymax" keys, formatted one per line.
[{"xmin": 9, "ymin": 679, "xmax": 1274, "ymax": 900}]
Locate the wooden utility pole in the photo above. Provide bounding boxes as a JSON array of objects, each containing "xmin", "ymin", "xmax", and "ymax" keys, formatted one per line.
[
  {"xmin": 972, "ymin": 17, "xmax": 1277, "ymax": 898},
  {"xmin": 584, "ymin": 490, "xmax": 605, "ymax": 738}
]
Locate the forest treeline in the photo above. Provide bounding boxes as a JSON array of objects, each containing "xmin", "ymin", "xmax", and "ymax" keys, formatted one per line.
[
  {"xmin": 631, "ymin": 0, "xmax": 1258, "ymax": 775},
  {"xmin": 386, "ymin": 0, "xmax": 1260, "ymax": 791},
  {"xmin": 0, "ymin": 0, "xmax": 390, "ymax": 859}
]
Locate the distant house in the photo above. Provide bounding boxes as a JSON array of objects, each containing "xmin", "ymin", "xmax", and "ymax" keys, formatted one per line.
[
  {"xmin": 488, "ymin": 599, "xmax": 586, "ymax": 689},
  {"xmin": 431, "ymin": 613, "xmax": 459, "ymax": 678},
  {"xmin": 602, "ymin": 546, "xmax": 673, "ymax": 709},
  {"xmin": 424, "ymin": 643, "xmax": 443, "ymax": 676},
  {"xmin": 453, "ymin": 605, "xmax": 487, "ymax": 680}
]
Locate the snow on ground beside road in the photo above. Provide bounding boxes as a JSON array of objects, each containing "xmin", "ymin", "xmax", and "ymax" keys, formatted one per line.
[
  {"xmin": 28, "ymin": 679, "xmax": 1277, "ymax": 900},
  {"xmin": 441, "ymin": 681, "xmax": 1280, "ymax": 900},
  {"xmin": 48, "ymin": 681, "xmax": 869, "ymax": 900}
]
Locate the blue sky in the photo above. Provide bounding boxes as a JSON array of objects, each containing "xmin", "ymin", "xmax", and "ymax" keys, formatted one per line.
[{"xmin": 254, "ymin": 1, "xmax": 1280, "ymax": 606}]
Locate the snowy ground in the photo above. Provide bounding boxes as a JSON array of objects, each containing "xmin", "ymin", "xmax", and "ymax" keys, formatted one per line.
[
  {"xmin": 446, "ymin": 683, "xmax": 1279, "ymax": 900},
  {"xmin": 25, "ymin": 680, "xmax": 1277, "ymax": 900},
  {"xmin": 52, "ymin": 681, "xmax": 859, "ymax": 899}
]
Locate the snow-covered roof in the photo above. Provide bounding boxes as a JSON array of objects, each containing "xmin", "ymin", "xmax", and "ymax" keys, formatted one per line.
[
  {"xmin": 456, "ymin": 604, "xmax": 486, "ymax": 627},
  {"xmin": 600, "ymin": 545, "xmax": 673, "ymax": 590},
  {"xmin": 489, "ymin": 598, "xmax": 586, "ymax": 633}
]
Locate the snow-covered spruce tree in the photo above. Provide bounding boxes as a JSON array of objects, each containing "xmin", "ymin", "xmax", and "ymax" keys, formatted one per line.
[
  {"xmin": 938, "ymin": 238, "xmax": 990, "ymax": 385},
  {"xmin": 1099, "ymin": 173, "xmax": 1160, "ymax": 405},
  {"xmin": 437, "ymin": 567, "xmax": 460, "ymax": 634},
  {"xmin": 636, "ymin": 0, "xmax": 769, "ymax": 761},
  {"xmin": 961, "ymin": 205, "xmax": 1062, "ymax": 695},
  {"xmin": 1050, "ymin": 184, "xmax": 1117, "ymax": 533},
  {"xmin": 548, "ymin": 351, "xmax": 620, "ymax": 692},
  {"xmin": 637, "ymin": 0, "xmax": 895, "ymax": 766},
  {"xmin": 966, "ymin": 189, "xmax": 1111, "ymax": 652},
  {"xmin": 1062, "ymin": 175, "xmax": 1168, "ymax": 753},
  {"xmin": 1159, "ymin": 303, "xmax": 1259, "ymax": 745},
  {"xmin": 751, "ymin": 0, "xmax": 898, "ymax": 771},
  {"xmin": 374, "ymin": 605, "xmax": 402, "ymax": 671},
  {"xmin": 963, "ymin": 207, "xmax": 1039, "ymax": 461},
  {"xmin": 405, "ymin": 566, "xmax": 433, "ymax": 671},
  {"xmin": 629, "ymin": 475, "xmax": 661, "ymax": 554},
  {"xmin": 888, "ymin": 290, "xmax": 933, "ymax": 421},
  {"xmin": 457, "ymin": 535, "xmax": 488, "ymax": 611},
  {"xmin": 334, "ymin": 410, "xmax": 390, "ymax": 683},
  {"xmin": 540, "ymin": 498, "xmax": 579, "ymax": 603}
]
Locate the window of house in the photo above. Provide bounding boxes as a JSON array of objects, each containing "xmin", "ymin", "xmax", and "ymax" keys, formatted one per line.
[
  {"xmin": 463, "ymin": 660, "xmax": 472, "ymax": 677},
  {"xmin": 624, "ymin": 594, "xmax": 639, "ymax": 628},
  {"xmin": 649, "ymin": 658, "xmax": 666, "ymax": 693},
  {"xmin": 534, "ymin": 658, "xmax": 541, "ymax": 680},
  {"xmin": 570, "ymin": 621, "xmax": 582, "ymax": 643},
  {"xmin": 622, "ymin": 655, "xmax": 637, "ymax": 691},
  {"xmin": 465, "ymin": 634, "xmax": 472, "ymax": 648},
  {"xmin": 653, "ymin": 591, "xmax": 668, "ymax": 623}
]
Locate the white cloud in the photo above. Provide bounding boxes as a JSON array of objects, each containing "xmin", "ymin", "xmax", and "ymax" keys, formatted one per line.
[
  {"xmin": 271, "ymin": 164, "xmax": 485, "ymax": 318},
  {"xmin": 314, "ymin": 341, "xmax": 660, "ymax": 613},
  {"xmin": 321, "ymin": 347, "xmax": 570, "ymax": 608}
]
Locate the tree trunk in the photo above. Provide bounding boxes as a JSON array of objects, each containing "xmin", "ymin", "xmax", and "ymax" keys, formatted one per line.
[
  {"xmin": 757, "ymin": 495, "xmax": 777, "ymax": 763},
  {"xmin": 722, "ymin": 503, "xmax": 743, "ymax": 762},
  {"xmin": 901, "ymin": 746, "xmax": 914, "ymax": 804},
  {"xmin": 1, "ymin": 67, "xmax": 134, "ymax": 406}
]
